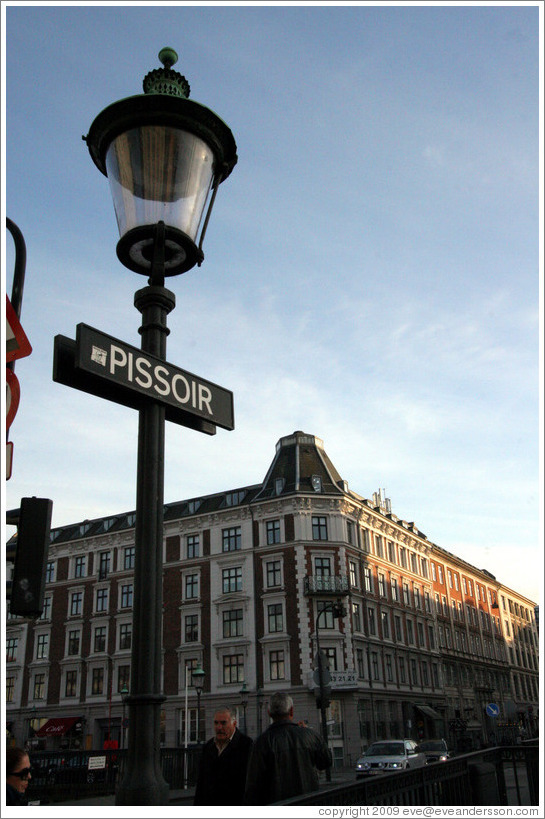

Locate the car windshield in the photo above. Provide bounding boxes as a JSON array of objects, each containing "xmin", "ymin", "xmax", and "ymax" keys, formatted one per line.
[
  {"xmin": 365, "ymin": 743, "xmax": 404, "ymax": 756},
  {"xmin": 419, "ymin": 741, "xmax": 445, "ymax": 751}
]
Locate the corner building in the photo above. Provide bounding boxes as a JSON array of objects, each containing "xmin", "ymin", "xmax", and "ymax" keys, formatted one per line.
[{"xmin": 6, "ymin": 432, "xmax": 539, "ymax": 763}]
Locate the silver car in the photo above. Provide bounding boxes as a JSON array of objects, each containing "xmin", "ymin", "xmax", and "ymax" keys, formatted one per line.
[{"xmin": 355, "ymin": 739, "xmax": 427, "ymax": 776}]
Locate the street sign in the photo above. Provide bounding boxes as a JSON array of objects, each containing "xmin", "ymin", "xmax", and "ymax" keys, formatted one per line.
[
  {"xmin": 313, "ymin": 667, "xmax": 332, "ymax": 687},
  {"xmin": 6, "ymin": 295, "xmax": 32, "ymax": 362},
  {"xmin": 6, "ymin": 368, "xmax": 20, "ymax": 431},
  {"xmin": 75, "ymin": 324, "xmax": 234, "ymax": 431},
  {"xmin": 486, "ymin": 703, "xmax": 500, "ymax": 718}
]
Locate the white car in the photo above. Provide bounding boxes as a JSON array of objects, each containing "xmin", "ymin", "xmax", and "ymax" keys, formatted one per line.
[{"xmin": 355, "ymin": 739, "xmax": 427, "ymax": 777}]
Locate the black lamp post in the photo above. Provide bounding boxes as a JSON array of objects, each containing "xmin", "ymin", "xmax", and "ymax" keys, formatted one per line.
[
  {"xmin": 239, "ymin": 682, "xmax": 249, "ymax": 735},
  {"xmin": 256, "ymin": 687, "xmax": 263, "ymax": 735},
  {"xmin": 121, "ymin": 684, "xmax": 129, "ymax": 749},
  {"xmin": 84, "ymin": 47, "xmax": 237, "ymax": 806},
  {"xmin": 191, "ymin": 665, "xmax": 205, "ymax": 744}
]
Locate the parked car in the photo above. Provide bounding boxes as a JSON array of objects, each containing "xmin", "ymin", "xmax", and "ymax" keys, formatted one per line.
[
  {"xmin": 417, "ymin": 739, "xmax": 452, "ymax": 763},
  {"xmin": 355, "ymin": 739, "xmax": 427, "ymax": 777}
]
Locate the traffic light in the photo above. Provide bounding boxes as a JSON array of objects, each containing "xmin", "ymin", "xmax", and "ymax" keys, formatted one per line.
[{"xmin": 7, "ymin": 497, "xmax": 53, "ymax": 617}]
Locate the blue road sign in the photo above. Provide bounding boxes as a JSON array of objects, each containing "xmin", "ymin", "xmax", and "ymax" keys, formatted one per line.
[{"xmin": 486, "ymin": 703, "xmax": 500, "ymax": 717}]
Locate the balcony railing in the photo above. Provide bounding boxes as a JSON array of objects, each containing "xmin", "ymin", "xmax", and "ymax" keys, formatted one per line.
[{"xmin": 304, "ymin": 575, "xmax": 350, "ymax": 596}]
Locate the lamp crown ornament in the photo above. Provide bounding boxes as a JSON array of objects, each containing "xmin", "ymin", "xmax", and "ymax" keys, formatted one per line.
[{"xmin": 143, "ymin": 48, "xmax": 190, "ymax": 99}]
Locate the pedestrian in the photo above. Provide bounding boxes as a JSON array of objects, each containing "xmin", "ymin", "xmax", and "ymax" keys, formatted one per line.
[
  {"xmin": 193, "ymin": 706, "xmax": 253, "ymax": 806},
  {"xmin": 244, "ymin": 691, "xmax": 332, "ymax": 805},
  {"xmin": 6, "ymin": 747, "xmax": 32, "ymax": 806}
]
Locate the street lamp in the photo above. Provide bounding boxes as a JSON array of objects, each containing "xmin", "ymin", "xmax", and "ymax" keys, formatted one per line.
[
  {"xmin": 314, "ymin": 600, "xmax": 346, "ymax": 783},
  {"xmin": 191, "ymin": 665, "xmax": 205, "ymax": 744},
  {"xmin": 85, "ymin": 47, "xmax": 237, "ymax": 806},
  {"xmin": 239, "ymin": 682, "xmax": 249, "ymax": 735},
  {"xmin": 256, "ymin": 688, "xmax": 263, "ymax": 735},
  {"xmin": 121, "ymin": 684, "xmax": 129, "ymax": 750}
]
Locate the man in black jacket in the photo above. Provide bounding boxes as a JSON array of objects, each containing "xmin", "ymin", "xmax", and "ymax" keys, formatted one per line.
[
  {"xmin": 193, "ymin": 706, "xmax": 253, "ymax": 806},
  {"xmin": 244, "ymin": 691, "xmax": 332, "ymax": 804}
]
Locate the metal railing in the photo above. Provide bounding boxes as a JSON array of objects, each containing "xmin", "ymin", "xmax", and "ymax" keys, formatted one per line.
[
  {"xmin": 28, "ymin": 746, "xmax": 202, "ymax": 803},
  {"xmin": 304, "ymin": 575, "xmax": 350, "ymax": 595},
  {"xmin": 276, "ymin": 745, "xmax": 539, "ymax": 807}
]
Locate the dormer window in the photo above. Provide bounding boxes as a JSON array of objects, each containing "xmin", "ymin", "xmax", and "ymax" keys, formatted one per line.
[
  {"xmin": 311, "ymin": 475, "xmax": 322, "ymax": 492},
  {"xmin": 275, "ymin": 478, "xmax": 285, "ymax": 496}
]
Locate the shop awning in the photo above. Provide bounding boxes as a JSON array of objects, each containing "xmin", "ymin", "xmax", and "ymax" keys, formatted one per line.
[
  {"xmin": 35, "ymin": 716, "xmax": 79, "ymax": 737},
  {"xmin": 415, "ymin": 704, "xmax": 442, "ymax": 720}
]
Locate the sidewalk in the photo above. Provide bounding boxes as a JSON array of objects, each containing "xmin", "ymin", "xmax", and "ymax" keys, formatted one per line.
[{"xmin": 52, "ymin": 766, "xmax": 355, "ymax": 806}]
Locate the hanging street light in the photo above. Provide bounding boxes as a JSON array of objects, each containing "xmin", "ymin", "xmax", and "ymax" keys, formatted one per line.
[{"xmin": 82, "ymin": 47, "xmax": 237, "ymax": 805}]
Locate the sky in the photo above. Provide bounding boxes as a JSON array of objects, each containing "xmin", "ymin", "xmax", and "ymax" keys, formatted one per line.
[{"xmin": 2, "ymin": 2, "xmax": 542, "ymax": 604}]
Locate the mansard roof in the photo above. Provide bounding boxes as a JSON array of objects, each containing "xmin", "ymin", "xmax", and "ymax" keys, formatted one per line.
[{"xmin": 252, "ymin": 430, "xmax": 346, "ymax": 501}]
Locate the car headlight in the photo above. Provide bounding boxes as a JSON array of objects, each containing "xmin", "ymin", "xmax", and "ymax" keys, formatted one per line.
[{"xmin": 439, "ymin": 755, "xmax": 448, "ymax": 761}]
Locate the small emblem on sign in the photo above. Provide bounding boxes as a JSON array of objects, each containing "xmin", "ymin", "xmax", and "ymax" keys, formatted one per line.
[{"xmin": 91, "ymin": 346, "xmax": 108, "ymax": 366}]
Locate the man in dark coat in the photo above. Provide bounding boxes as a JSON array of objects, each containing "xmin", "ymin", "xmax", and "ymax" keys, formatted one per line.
[
  {"xmin": 244, "ymin": 691, "xmax": 332, "ymax": 805},
  {"xmin": 194, "ymin": 706, "xmax": 253, "ymax": 806}
]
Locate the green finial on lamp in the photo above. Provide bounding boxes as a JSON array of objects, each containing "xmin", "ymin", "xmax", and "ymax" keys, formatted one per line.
[{"xmin": 143, "ymin": 47, "xmax": 190, "ymax": 98}]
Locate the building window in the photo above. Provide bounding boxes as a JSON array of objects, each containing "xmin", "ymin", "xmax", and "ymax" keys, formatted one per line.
[
  {"xmin": 312, "ymin": 516, "xmax": 328, "ymax": 541},
  {"xmin": 375, "ymin": 536, "xmax": 384, "ymax": 558},
  {"xmin": 414, "ymin": 587, "xmax": 421, "ymax": 609},
  {"xmin": 317, "ymin": 600, "xmax": 335, "ymax": 629},
  {"xmin": 119, "ymin": 623, "xmax": 132, "ymax": 650},
  {"xmin": 420, "ymin": 558, "xmax": 428, "ymax": 578},
  {"xmin": 45, "ymin": 561, "xmax": 55, "ymax": 583},
  {"xmin": 324, "ymin": 647, "xmax": 338, "ymax": 671},
  {"xmin": 118, "ymin": 665, "xmax": 130, "ymax": 692},
  {"xmin": 270, "ymin": 650, "xmax": 285, "ymax": 680},
  {"xmin": 222, "ymin": 567, "xmax": 242, "ymax": 593},
  {"xmin": 185, "ymin": 573, "xmax": 199, "ymax": 599},
  {"xmin": 6, "ymin": 677, "xmax": 15, "ymax": 703},
  {"xmin": 121, "ymin": 584, "xmax": 133, "ymax": 609},
  {"xmin": 92, "ymin": 668, "xmax": 104, "ymax": 695},
  {"xmin": 94, "ymin": 626, "xmax": 107, "ymax": 653},
  {"xmin": 394, "ymin": 615, "xmax": 403, "ymax": 642},
  {"xmin": 39, "ymin": 596, "xmax": 52, "ymax": 621},
  {"xmin": 185, "ymin": 614, "xmax": 199, "ymax": 642},
  {"xmin": 36, "ymin": 634, "xmax": 49, "ymax": 660},
  {"xmin": 421, "ymin": 662, "xmax": 429, "ymax": 686},
  {"xmin": 124, "ymin": 546, "xmax": 135, "ymax": 570},
  {"xmin": 410, "ymin": 553, "xmax": 418, "ymax": 574},
  {"xmin": 347, "ymin": 520, "xmax": 354, "ymax": 544},
  {"xmin": 267, "ymin": 603, "xmax": 283, "ymax": 633},
  {"xmin": 68, "ymin": 630, "xmax": 80, "ymax": 656},
  {"xmin": 398, "ymin": 657, "xmax": 406, "ymax": 683},
  {"xmin": 381, "ymin": 611, "xmax": 390, "ymax": 639},
  {"xmin": 223, "ymin": 609, "xmax": 243, "ymax": 638},
  {"xmin": 6, "ymin": 638, "xmax": 18, "ymax": 662},
  {"xmin": 96, "ymin": 588, "xmax": 109, "ymax": 612},
  {"xmin": 187, "ymin": 534, "xmax": 200, "ymax": 558},
  {"xmin": 410, "ymin": 659, "xmax": 418, "ymax": 686},
  {"xmin": 349, "ymin": 561, "xmax": 358, "ymax": 588},
  {"xmin": 222, "ymin": 654, "xmax": 243, "ymax": 684},
  {"xmin": 98, "ymin": 551, "xmax": 110, "ymax": 579},
  {"xmin": 385, "ymin": 654, "xmax": 394, "ymax": 682},
  {"xmin": 265, "ymin": 560, "xmax": 281, "ymax": 588},
  {"xmin": 33, "ymin": 673, "xmax": 46, "ymax": 699},
  {"xmin": 417, "ymin": 622, "xmax": 425, "ymax": 647},
  {"xmin": 399, "ymin": 548, "xmax": 407, "ymax": 569},
  {"xmin": 314, "ymin": 556, "xmax": 331, "ymax": 577},
  {"xmin": 364, "ymin": 566, "xmax": 373, "ymax": 594},
  {"xmin": 70, "ymin": 591, "xmax": 83, "ymax": 616},
  {"xmin": 74, "ymin": 555, "xmax": 86, "ymax": 578},
  {"xmin": 65, "ymin": 670, "xmax": 77, "ymax": 697},
  {"xmin": 371, "ymin": 651, "xmax": 380, "ymax": 681},
  {"xmin": 352, "ymin": 602, "xmax": 362, "ymax": 632},
  {"xmin": 222, "ymin": 527, "xmax": 241, "ymax": 552},
  {"xmin": 266, "ymin": 520, "xmax": 281, "ymax": 545},
  {"xmin": 391, "ymin": 578, "xmax": 399, "ymax": 602},
  {"xmin": 388, "ymin": 541, "xmax": 396, "ymax": 563},
  {"xmin": 406, "ymin": 619, "xmax": 414, "ymax": 644},
  {"xmin": 378, "ymin": 573, "xmax": 386, "ymax": 597},
  {"xmin": 367, "ymin": 607, "xmax": 376, "ymax": 635},
  {"xmin": 437, "ymin": 566, "xmax": 444, "ymax": 585},
  {"xmin": 356, "ymin": 648, "xmax": 365, "ymax": 678},
  {"xmin": 428, "ymin": 625, "xmax": 436, "ymax": 650},
  {"xmin": 403, "ymin": 582, "xmax": 411, "ymax": 606}
]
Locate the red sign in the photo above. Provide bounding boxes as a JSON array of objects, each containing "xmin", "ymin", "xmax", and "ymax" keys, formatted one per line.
[
  {"xmin": 6, "ymin": 295, "xmax": 32, "ymax": 362},
  {"xmin": 6, "ymin": 367, "xmax": 20, "ymax": 431}
]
